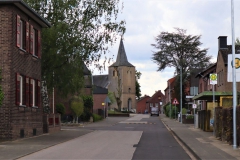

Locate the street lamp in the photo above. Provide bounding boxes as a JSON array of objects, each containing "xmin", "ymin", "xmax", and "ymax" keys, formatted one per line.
[
  {"xmin": 102, "ymin": 102, "xmax": 105, "ymax": 118},
  {"xmin": 180, "ymin": 66, "xmax": 183, "ymax": 123},
  {"xmin": 231, "ymin": 0, "xmax": 237, "ymax": 149}
]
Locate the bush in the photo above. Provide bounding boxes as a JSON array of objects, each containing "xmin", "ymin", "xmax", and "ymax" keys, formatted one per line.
[
  {"xmin": 92, "ymin": 113, "xmax": 103, "ymax": 122},
  {"xmin": 165, "ymin": 104, "xmax": 178, "ymax": 118},
  {"xmin": 186, "ymin": 114, "xmax": 194, "ymax": 119},
  {"xmin": 182, "ymin": 108, "xmax": 187, "ymax": 114}
]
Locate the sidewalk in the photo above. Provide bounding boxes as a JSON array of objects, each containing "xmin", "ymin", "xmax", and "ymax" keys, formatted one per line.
[
  {"xmin": 0, "ymin": 129, "xmax": 93, "ymax": 160},
  {"xmin": 0, "ymin": 117, "xmax": 129, "ymax": 160},
  {"xmin": 160, "ymin": 114, "xmax": 240, "ymax": 160}
]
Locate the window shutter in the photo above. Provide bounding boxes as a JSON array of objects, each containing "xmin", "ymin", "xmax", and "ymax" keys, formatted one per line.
[
  {"xmin": 16, "ymin": 15, "xmax": 21, "ymax": 47},
  {"xmin": 26, "ymin": 22, "xmax": 29, "ymax": 53},
  {"xmin": 30, "ymin": 25, "xmax": 33, "ymax": 54},
  {"xmin": 37, "ymin": 80, "xmax": 41, "ymax": 107},
  {"xmin": 38, "ymin": 30, "xmax": 41, "ymax": 58},
  {"xmin": 30, "ymin": 78, "xmax": 33, "ymax": 106},
  {"xmin": 26, "ymin": 77, "xmax": 29, "ymax": 107},
  {"xmin": 16, "ymin": 73, "xmax": 20, "ymax": 105},
  {"xmin": 22, "ymin": 76, "xmax": 26, "ymax": 105}
]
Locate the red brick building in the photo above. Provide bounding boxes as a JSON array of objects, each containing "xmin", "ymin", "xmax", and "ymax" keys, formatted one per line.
[
  {"xmin": 136, "ymin": 95, "xmax": 150, "ymax": 114},
  {"xmin": 0, "ymin": 0, "xmax": 50, "ymax": 140},
  {"xmin": 146, "ymin": 90, "xmax": 165, "ymax": 114}
]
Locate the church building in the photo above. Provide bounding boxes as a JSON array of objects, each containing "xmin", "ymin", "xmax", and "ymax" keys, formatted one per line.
[{"xmin": 108, "ymin": 39, "xmax": 136, "ymax": 111}]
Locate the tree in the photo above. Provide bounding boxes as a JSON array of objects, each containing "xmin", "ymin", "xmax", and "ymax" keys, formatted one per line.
[
  {"xmin": 152, "ymin": 28, "xmax": 212, "ymax": 107},
  {"xmin": 70, "ymin": 96, "xmax": 84, "ymax": 123},
  {"xmin": 108, "ymin": 91, "xmax": 116, "ymax": 104},
  {"xmin": 135, "ymin": 70, "xmax": 142, "ymax": 100},
  {"xmin": 113, "ymin": 67, "xmax": 122, "ymax": 111},
  {"xmin": 236, "ymin": 37, "xmax": 240, "ymax": 45},
  {"xmin": 56, "ymin": 103, "xmax": 65, "ymax": 116},
  {"xmin": 81, "ymin": 95, "xmax": 93, "ymax": 121},
  {"xmin": 25, "ymin": 0, "xmax": 126, "ymax": 97},
  {"xmin": 0, "ymin": 69, "xmax": 3, "ymax": 107}
]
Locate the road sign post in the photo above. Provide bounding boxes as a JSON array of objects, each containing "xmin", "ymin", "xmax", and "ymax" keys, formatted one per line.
[
  {"xmin": 172, "ymin": 98, "xmax": 179, "ymax": 120},
  {"xmin": 210, "ymin": 73, "xmax": 217, "ymax": 136}
]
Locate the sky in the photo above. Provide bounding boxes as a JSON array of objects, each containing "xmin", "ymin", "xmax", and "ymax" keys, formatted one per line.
[{"xmin": 90, "ymin": 0, "xmax": 240, "ymax": 97}]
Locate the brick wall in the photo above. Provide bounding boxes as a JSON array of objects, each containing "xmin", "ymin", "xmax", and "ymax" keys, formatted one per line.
[
  {"xmin": 93, "ymin": 94, "xmax": 107, "ymax": 111},
  {"xmin": 136, "ymin": 96, "xmax": 150, "ymax": 114},
  {"xmin": 0, "ymin": 5, "xmax": 43, "ymax": 140}
]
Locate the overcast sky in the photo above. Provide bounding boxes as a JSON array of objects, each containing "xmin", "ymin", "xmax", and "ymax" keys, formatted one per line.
[{"xmin": 91, "ymin": 0, "xmax": 240, "ymax": 97}]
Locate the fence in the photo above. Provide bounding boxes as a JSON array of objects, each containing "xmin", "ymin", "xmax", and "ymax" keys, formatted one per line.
[
  {"xmin": 43, "ymin": 114, "xmax": 61, "ymax": 133},
  {"xmin": 214, "ymin": 106, "xmax": 240, "ymax": 145}
]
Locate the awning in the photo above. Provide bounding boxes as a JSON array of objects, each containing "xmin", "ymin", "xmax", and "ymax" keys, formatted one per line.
[{"xmin": 192, "ymin": 91, "xmax": 240, "ymax": 101}]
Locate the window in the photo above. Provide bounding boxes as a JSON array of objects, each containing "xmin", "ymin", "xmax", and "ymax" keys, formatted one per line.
[
  {"xmin": 16, "ymin": 73, "xmax": 40, "ymax": 107},
  {"xmin": 150, "ymin": 103, "xmax": 153, "ymax": 107},
  {"xmin": 113, "ymin": 70, "xmax": 116, "ymax": 76},
  {"xmin": 16, "ymin": 74, "xmax": 25, "ymax": 106},
  {"xmin": 16, "ymin": 15, "xmax": 41, "ymax": 58},
  {"xmin": 155, "ymin": 103, "xmax": 158, "ymax": 107}
]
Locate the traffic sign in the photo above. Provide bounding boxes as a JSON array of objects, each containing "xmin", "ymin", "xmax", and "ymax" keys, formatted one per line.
[
  {"xmin": 172, "ymin": 98, "xmax": 179, "ymax": 105},
  {"xmin": 192, "ymin": 104, "xmax": 197, "ymax": 108}
]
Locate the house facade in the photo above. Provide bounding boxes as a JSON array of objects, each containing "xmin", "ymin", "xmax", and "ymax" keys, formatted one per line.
[
  {"xmin": 0, "ymin": 0, "xmax": 50, "ymax": 140},
  {"xmin": 92, "ymin": 75, "xmax": 110, "ymax": 117},
  {"xmin": 146, "ymin": 90, "xmax": 165, "ymax": 114},
  {"xmin": 108, "ymin": 39, "xmax": 136, "ymax": 111}
]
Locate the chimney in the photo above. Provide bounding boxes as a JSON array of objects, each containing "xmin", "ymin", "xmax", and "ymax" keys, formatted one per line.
[{"xmin": 218, "ymin": 36, "xmax": 227, "ymax": 50}]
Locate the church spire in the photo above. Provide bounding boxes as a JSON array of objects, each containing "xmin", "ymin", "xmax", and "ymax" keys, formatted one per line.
[{"xmin": 110, "ymin": 38, "xmax": 134, "ymax": 67}]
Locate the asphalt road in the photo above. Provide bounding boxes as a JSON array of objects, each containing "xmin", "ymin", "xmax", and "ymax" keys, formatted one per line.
[{"xmin": 18, "ymin": 114, "xmax": 191, "ymax": 160}]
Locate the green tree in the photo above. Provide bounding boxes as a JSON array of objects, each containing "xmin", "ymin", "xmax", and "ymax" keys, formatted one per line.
[
  {"xmin": 135, "ymin": 70, "xmax": 142, "ymax": 100},
  {"xmin": 81, "ymin": 95, "xmax": 93, "ymax": 121},
  {"xmin": 56, "ymin": 103, "xmax": 65, "ymax": 116},
  {"xmin": 108, "ymin": 91, "xmax": 116, "ymax": 104},
  {"xmin": 113, "ymin": 67, "xmax": 122, "ymax": 111},
  {"xmin": 25, "ymin": 0, "xmax": 126, "ymax": 97},
  {"xmin": 70, "ymin": 96, "xmax": 84, "ymax": 123},
  {"xmin": 152, "ymin": 28, "xmax": 212, "ymax": 107},
  {"xmin": 0, "ymin": 69, "xmax": 4, "ymax": 107}
]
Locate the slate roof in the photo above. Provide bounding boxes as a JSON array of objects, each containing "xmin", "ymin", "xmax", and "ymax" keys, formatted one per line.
[
  {"xmin": 93, "ymin": 85, "xmax": 108, "ymax": 94},
  {"xmin": 110, "ymin": 39, "xmax": 134, "ymax": 67},
  {"xmin": 0, "ymin": 0, "xmax": 51, "ymax": 28},
  {"xmin": 92, "ymin": 75, "xmax": 109, "ymax": 89},
  {"xmin": 195, "ymin": 63, "xmax": 216, "ymax": 78},
  {"xmin": 83, "ymin": 63, "xmax": 91, "ymax": 75}
]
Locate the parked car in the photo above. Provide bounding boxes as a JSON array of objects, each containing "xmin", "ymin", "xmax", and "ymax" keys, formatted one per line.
[{"xmin": 151, "ymin": 107, "xmax": 159, "ymax": 116}]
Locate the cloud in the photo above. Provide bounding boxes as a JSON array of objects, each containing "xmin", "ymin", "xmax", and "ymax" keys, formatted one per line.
[{"xmin": 92, "ymin": 0, "xmax": 240, "ymax": 97}]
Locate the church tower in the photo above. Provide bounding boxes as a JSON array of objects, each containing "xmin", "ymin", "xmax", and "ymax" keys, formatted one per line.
[{"xmin": 108, "ymin": 39, "xmax": 136, "ymax": 111}]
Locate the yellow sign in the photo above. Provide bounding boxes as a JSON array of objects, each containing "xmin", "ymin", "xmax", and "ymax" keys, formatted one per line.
[
  {"xmin": 210, "ymin": 73, "xmax": 217, "ymax": 84},
  {"xmin": 234, "ymin": 58, "xmax": 240, "ymax": 69}
]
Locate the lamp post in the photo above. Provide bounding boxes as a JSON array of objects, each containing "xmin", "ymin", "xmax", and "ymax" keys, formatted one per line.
[
  {"xmin": 158, "ymin": 96, "xmax": 161, "ymax": 114},
  {"xmin": 180, "ymin": 66, "xmax": 183, "ymax": 123},
  {"xmin": 102, "ymin": 103, "xmax": 105, "ymax": 118},
  {"xmin": 231, "ymin": 0, "xmax": 237, "ymax": 149}
]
